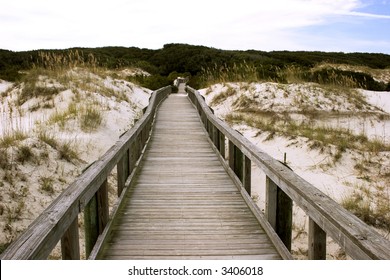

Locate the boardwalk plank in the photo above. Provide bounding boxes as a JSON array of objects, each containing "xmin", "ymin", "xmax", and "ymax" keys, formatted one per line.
[{"xmin": 99, "ymin": 91, "xmax": 282, "ymax": 260}]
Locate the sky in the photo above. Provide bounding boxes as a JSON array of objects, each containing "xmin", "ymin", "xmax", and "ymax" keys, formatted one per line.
[{"xmin": 0, "ymin": 0, "xmax": 389, "ymax": 53}]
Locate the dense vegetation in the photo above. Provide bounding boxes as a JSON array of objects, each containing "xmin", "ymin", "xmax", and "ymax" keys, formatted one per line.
[{"xmin": 1, "ymin": 44, "xmax": 390, "ymax": 90}]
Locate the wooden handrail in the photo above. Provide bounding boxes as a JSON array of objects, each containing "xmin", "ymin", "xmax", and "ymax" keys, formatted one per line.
[
  {"xmin": 0, "ymin": 86, "xmax": 171, "ymax": 260},
  {"xmin": 186, "ymin": 85, "xmax": 390, "ymax": 260}
]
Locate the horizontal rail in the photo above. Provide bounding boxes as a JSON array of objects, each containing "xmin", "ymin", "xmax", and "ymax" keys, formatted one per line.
[
  {"xmin": 0, "ymin": 86, "xmax": 171, "ymax": 260},
  {"xmin": 186, "ymin": 86, "xmax": 390, "ymax": 260}
]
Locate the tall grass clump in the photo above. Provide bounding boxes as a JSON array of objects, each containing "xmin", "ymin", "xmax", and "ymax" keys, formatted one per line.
[
  {"xmin": 199, "ymin": 62, "xmax": 263, "ymax": 87},
  {"xmin": 79, "ymin": 105, "xmax": 103, "ymax": 132},
  {"xmin": 210, "ymin": 86, "xmax": 237, "ymax": 106},
  {"xmin": 37, "ymin": 129, "xmax": 58, "ymax": 149},
  {"xmin": 0, "ymin": 130, "xmax": 27, "ymax": 149},
  {"xmin": 226, "ymin": 112, "xmax": 390, "ymax": 155},
  {"xmin": 58, "ymin": 142, "xmax": 78, "ymax": 162},
  {"xmin": 16, "ymin": 145, "xmax": 35, "ymax": 164},
  {"xmin": 341, "ymin": 187, "xmax": 390, "ymax": 232},
  {"xmin": 33, "ymin": 50, "xmax": 98, "ymax": 72}
]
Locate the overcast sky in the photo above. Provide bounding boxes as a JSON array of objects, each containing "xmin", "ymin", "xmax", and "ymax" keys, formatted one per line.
[{"xmin": 1, "ymin": 0, "xmax": 389, "ymax": 53}]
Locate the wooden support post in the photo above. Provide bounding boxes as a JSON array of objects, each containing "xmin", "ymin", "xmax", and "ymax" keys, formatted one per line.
[
  {"xmin": 129, "ymin": 142, "xmax": 135, "ymax": 174},
  {"xmin": 117, "ymin": 151, "xmax": 129, "ymax": 197},
  {"xmin": 96, "ymin": 179, "xmax": 109, "ymax": 235},
  {"xmin": 266, "ymin": 176, "xmax": 292, "ymax": 251},
  {"xmin": 229, "ymin": 140, "xmax": 235, "ymax": 171},
  {"xmin": 309, "ymin": 218, "xmax": 327, "ymax": 260},
  {"xmin": 214, "ymin": 129, "xmax": 221, "ymax": 151},
  {"xmin": 84, "ymin": 179, "xmax": 109, "ymax": 258},
  {"xmin": 234, "ymin": 146, "xmax": 243, "ymax": 182},
  {"xmin": 228, "ymin": 141, "xmax": 244, "ymax": 182},
  {"xmin": 61, "ymin": 217, "xmax": 80, "ymax": 260},
  {"xmin": 219, "ymin": 132, "xmax": 225, "ymax": 159},
  {"xmin": 243, "ymin": 156, "xmax": 251, "ymax": 195},
  {"xmin": 136, "ymin": 134, "xmax": 141, "ymax": 160},
  {"xmin": 207, "ymin": 120, "xmax": 211, "ymax": 138},
  {"xmin": 84, "ymin": 194, "xmax": 97, "ymax": 258}
]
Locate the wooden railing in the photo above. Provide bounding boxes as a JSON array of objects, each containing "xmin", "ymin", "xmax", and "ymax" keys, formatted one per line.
[
  {"xmin": 186, "ymin": 86, "xmax": 390, "ymax": 260},
  {"xmin": 0, "ymin": 86, "xmax": 171, "ymax": 260}
]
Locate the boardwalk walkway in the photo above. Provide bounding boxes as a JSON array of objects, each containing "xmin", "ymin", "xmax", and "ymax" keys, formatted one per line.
[{"xmin": 99, "ymin": 87, "xmax": 282, "ymax": 260}]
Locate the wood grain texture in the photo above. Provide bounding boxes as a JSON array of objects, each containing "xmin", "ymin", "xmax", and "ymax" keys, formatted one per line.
[
  {"xmin": 99, "ymin": 92, "xmax": 282, "ymax": 260},
  {"xmin": 186, "ymin": 86, "xmax": 390, "ymax": 260}
]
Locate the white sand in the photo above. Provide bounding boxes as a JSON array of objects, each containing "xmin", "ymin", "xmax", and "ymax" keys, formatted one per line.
[
  {"xmin": 0, "ymin": 69, "xmax": 151, "ymax": 258},
  {"xmin": 200, "ymin": 82, "xmax": 390, "ymax": 259}
]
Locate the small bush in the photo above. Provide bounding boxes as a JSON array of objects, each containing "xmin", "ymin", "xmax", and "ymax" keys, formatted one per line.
[
  {"xmin": 0, "ymin": 149, "xmax": 9, "ymax": 169},
  {"xmin": 39, "ymin": 177, "xmax": 54, "ymax": 194},
  {"xmin": 58, "ymin": 142, "xmax": 78, "ymax": 162},
  {"xmin": 128, "ymin": 74, "xmax": 170, "ymax": 90},
  {"xmin": 16, "ymin": 145, "xmax": 35, "ymax": 164},
  {"xmin": 38, "ymin": 130, "xmax": 58, "ymax": 149}
]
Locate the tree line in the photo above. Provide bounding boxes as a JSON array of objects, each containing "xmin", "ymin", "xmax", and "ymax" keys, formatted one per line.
[{"xmin": 1, "ymin": 44, "xmax": 390, "ymax": 90}]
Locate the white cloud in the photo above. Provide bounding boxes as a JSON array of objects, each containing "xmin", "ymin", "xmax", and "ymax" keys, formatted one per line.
[{"xmin": 0, "ymin": 0, "xmax": 388, "ymax": 52}]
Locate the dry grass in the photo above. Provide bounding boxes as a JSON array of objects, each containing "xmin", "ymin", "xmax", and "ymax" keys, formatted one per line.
[
  {"xmin": 225, "ymin": 111, "xmax": 390, "ymax": 157},
  {"xmin": 79, "ymin": 105, "xmax": 103, "ymax": 132},
  {"xmin": 341, "ymin": 185, "xmax": 390, "ymax": 232},
  {"xmin": 0, "ymin": 131, "xmax": 28, "ymax": 149},
  {"xmin": 210, "ymin": 86, "xmax": 237, "ymax": 106}
]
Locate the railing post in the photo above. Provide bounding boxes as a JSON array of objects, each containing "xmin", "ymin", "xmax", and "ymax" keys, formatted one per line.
[
  {"xmin": 136, "ymin": 134, "xmax": 142, "ymax": 160},
  {"xmin": 97, "ymin": 180, "xmax": 109, "ymax": 233},
  {"xmin": 117, "ymin": 150, "xmax": 129, "ymax": 197},
  {"xmin": 207, "ymin": 120, "xmax": 213, "ymax": 139},
  {"xmin": 228, "ymin": 140, "xmax": 244, "ymax": 182},
  {"xmin": 243, "ymin": 156, "xmax": 251, "ymax": 195},
  {"xmin": 219, "ymin": 131, "xmax": 225, "ymax": 159},
  {"xmin": 84, "ymin": 179, "xmax": 109, "ymax": 258},
  {"xmin": 61, "ymin": 217, "xmax": 80, "ymax": 260},
  {"xmin": 234, "ymin": 147, "xmax": 243, "ymax": 182},
  {"xmin": 266, "ymin": 176, "xmax": 292, "ymax": 251},
  {"xmin": 213, "ymin": 126, "xmax": 219, "ymax": 148},
  {"xmin": 228, "ymin": 140, "xmax": 235, "ymax": 171},
  {"xmin": 309, "ymin": 217, "xmax": 327, "ymax": 259}
]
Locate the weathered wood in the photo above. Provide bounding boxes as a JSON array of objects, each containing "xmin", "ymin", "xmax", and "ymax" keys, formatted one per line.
[
  {"xmin": 228, "ymin": 140, "xmax": 235, "ymax": 171},
  {"xmin": 266, "ymin": 176, "xmax": 277, "ymax": 229},
  {"xmin": 309, "ymin": 217, "xmax": 327, "ymax": 260},
  {"xmin": 97, "ymin": 179, "xmax": 109, "ymax": 234},
  {"xmin": 117, "ymin": 152, "xmax": 129, "ymax": 197},
  {"xmin": 0, "ymin": 86, "xmax": 171, "ymax": 260},
  {"xmin": 264, "ymin": 176, "xmax": 293, "ymax": 251},
  {"xmin": 243, "ymin": 156, "xmax": 251, "ymax": 195},
  {"xmin": 212, "ymin": 125, "xmax": 219, "ymax": 149},
  {"xmin": 61, "ymin": 217, "xmax": 80, "ymax": 260},
  {"xmin": 186, "ymin": 86, "xmax": 390, "ymax": 260},
  {"xmin": 99, "ymin": 94, "xmax": 284, "ymax": 260},
  {"xmin": 84, "ymin": 192, "xmax": 98, "ymax": 258},
  {"xmin": 234, "ymin": 145, "xmax": 243, "ymax": 182},
  {"xmin": 84, "ymin": 179, "xmax": 108, "ymax": 258},
  {"xmin": 219, "ymin": 131, "xmax": 226, "ymax": 159}
]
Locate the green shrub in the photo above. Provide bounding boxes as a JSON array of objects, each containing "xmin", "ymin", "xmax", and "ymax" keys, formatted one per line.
[{"xmin": 16, "ymin": 145, "xmax": 35, "ymax": 164}]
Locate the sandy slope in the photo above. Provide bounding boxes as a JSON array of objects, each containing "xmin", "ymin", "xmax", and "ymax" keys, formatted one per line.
[
  {"xmin": 200, "ymin": 82, "xmax": 390, "ymax": 259},
  {"xmin": 0, "ymin": 70, "xmax": 151, "ymax": 258}
]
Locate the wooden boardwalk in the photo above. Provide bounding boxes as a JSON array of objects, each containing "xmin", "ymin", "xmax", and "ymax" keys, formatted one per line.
[
  {"xmin": 3, "ymin": 85, "xmax": 389, "ymax": 260},
  {"xmin": 99, "ymin": 90, "xmax": 282, "ymax": 260}
]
